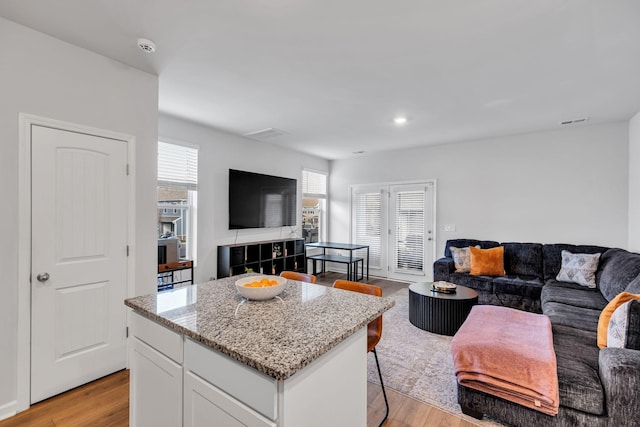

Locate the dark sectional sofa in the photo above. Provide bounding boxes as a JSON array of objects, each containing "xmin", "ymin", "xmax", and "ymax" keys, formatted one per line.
[{"xmin": 434, "ymin": 239, "xmax": 640, "ymax": 426}]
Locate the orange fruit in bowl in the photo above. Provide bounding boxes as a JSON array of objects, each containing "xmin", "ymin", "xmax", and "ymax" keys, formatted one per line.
[{"xmin": 244, "ymin": 278, "xmax": 279, "ymax": 288}]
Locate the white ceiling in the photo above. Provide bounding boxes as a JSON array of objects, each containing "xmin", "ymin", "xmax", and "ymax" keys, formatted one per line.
[{"xmin": 2, "ymin": 0, "xmax": 639, "ymax": 160}]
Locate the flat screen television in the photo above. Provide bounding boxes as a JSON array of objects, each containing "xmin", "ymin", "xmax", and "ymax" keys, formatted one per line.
[{"xmin": 228, "ymin": 169, "xmax": 297, "ymax": 229}]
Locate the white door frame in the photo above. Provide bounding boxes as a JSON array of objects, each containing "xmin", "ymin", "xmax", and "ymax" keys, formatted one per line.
[
  {"xmin": 348, "ymin": 179, "xmax": 437, "ymax": 281},
  {"xmin": 16, "ymin": 113, "xmax": 136, "ymax": 412}
]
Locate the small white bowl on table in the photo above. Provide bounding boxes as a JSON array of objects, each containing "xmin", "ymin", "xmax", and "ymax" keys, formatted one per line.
[{"xmin": 235, "ymin": 275, "xmax": 288, "ymax": 300}]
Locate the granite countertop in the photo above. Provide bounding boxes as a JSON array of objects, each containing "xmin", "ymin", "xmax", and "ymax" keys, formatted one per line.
[{"xmin": 124, "ymin": 274, "xmax": 395, "ymax": 381}]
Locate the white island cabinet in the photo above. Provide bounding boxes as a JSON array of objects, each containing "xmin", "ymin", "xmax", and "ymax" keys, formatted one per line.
[
  {"xmin": 125, "ymin": 275, "xmax": 394, "ymax": 427},
  {"xmin": 129, "ymin": 312, "xmax": 183, "ymax": 427}
]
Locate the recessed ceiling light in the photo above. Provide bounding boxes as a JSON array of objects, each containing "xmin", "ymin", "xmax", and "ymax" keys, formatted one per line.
[
  {"xmin": 353, "ymin": 150, "xmax": 365, "ymax": 154},
  {"xmin": 393, "ymin": 116, "xmax": 408, "ymax": 125},
  {"xmin": 137, "ymin": 38, "xmax": 156, "ymax": 53}
]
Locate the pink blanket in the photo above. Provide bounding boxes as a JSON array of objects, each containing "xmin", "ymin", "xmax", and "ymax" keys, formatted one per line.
[{"xmin": 451, "ymin": 305, "xmax": 559, "ymax": 416}]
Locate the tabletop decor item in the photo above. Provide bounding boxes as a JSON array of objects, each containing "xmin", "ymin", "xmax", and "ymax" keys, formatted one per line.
[
  {"xmin": 235, "ymin": 275, "xmax": 287, "ymax": 300},
  {"xmin": 432, "ymin": 281, "xmax": 457, "ymax": 293}
]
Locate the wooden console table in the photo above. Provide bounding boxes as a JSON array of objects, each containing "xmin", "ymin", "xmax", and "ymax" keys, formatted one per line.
[{"xmin": 157, "ymin": 260, "xmax": 193, "ymax": 291}]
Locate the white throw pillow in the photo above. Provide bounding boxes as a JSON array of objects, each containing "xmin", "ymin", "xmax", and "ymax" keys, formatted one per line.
[
  {"xmin": 450, "ymin": 246, "xmax": 479, "ymax": 273},
  {"xmin": 556, "ymin": 250, "xmax": 601, "ymax": 288}
]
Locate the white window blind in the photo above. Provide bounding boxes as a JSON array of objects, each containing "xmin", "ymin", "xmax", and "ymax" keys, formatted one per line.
[
  {"xmin": 353, "ymin": 190, "xmax": 382, "ymax": 269},
  {"xmin": 302, "ymin": 170, "xmax": 327, "ymax": 196},
  {"xmin": 158, "ymin": 141, "xmax": 198, "ymax": 190},
  {"xmin": 394, "ymin": 190, "xmax": 425, "ymax": 272}
]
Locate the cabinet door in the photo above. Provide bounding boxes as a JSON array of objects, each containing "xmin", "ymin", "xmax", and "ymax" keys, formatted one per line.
[
  {"xmin": 130, "ymin": 338, "xmax": 182, "ymax": 427},
  {"xmin": 184, "ymin": 371, "xmax": 276, "ymax": 427}
]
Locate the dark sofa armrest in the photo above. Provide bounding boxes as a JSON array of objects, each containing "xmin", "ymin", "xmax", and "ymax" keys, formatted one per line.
[
  {"xmin": 434, "ymin": 257, "xmax": 455, "ymax": 281},
  {"xmin": 599, "ymin": 347, "xmax": 640, "ymax": 423}
]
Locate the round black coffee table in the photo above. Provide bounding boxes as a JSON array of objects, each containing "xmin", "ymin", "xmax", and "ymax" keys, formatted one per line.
[{"xmin": 408, "ymin": 282, "xmax": 478, "ymax": 336}]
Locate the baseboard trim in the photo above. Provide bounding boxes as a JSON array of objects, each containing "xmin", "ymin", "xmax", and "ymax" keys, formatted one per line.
[{"xmin": 0, "ymin": 400, "xmax": 17, "ymax": 421}]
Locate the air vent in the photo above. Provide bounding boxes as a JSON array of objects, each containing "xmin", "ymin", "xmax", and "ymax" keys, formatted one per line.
[
  {"xmin": 242, "ymin": 128, "xmax": 288, "ymax": 140},
  {"xmin": 560, "ymin": 117, "xmax": 590, "ymax": 126}
]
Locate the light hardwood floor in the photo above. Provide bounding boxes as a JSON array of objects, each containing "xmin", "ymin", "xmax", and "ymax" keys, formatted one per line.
[
  {"xmin": 0, "ymin": 272, "xmax": 478, "ymax": 427},
  {"xmin": 0, "ymin": 369, "xmax": 129, "ymax": 427}
]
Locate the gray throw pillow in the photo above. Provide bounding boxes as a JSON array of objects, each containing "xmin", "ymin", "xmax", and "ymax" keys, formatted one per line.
[
  {"xmin": 556, "ymin": 250, "xmax": 601, "ymax": 288},
  {"xmin": 450, "ymin": 246, "xmax": 479, "ymax": 273}
]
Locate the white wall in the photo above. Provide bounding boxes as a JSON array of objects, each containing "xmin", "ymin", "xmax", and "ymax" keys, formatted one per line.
[
  {"xmin": 629, "ymin": 112, "xmax": 640, "ymax": 251},
  {"xmin": 330, "ymin": 122, "xmax": 630, "ymax": 259},
  {"xmin": 158, "ymin": 114, "xmax": 330, "ymax": 283},
  {"xmin": 0, "ymin": 18, "xmax": 158, "ymax": 415}
]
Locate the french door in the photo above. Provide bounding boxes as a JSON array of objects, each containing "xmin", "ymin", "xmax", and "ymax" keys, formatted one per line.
[{"xmin": 351, "ymin": 182, "xmax": 434, "ymax": 282}]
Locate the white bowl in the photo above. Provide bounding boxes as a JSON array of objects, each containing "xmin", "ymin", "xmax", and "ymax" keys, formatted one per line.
[{"xmin": 235, "ymin": 275, "xmax": 287, "ymax": 300}]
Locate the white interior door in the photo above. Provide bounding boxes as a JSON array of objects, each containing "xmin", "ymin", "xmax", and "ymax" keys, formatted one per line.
[
  {"xmin": 352, "ymin": 182, "xmax": 434, "ymax": 282},
  {"xmin": 30, "ymin": 125, "xmax": 129, "ymax": 403}
]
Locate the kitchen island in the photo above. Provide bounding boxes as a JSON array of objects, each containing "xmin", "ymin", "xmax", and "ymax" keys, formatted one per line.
[{"xmin": 124, "ymin": 275, "xmax": 395, "ymax": 427}]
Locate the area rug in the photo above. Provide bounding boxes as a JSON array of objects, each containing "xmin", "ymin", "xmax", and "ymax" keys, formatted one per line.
[{"xmin": 366, "ymin": 287, "xmax": 502, "ymax": 426}]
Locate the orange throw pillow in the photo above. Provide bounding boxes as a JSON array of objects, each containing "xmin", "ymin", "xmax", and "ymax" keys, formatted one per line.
[
  {"xmin": 469, "ymin": 246, "xmax": 505, "ymax": 276},
  {"xmin": 597, "ymin": 292, "xmax": 640, "ymax": 349}
]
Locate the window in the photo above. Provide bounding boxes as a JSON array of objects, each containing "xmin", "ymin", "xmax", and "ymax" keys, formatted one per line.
[
  {"xmin": 352, "ymin": 188, "xmax": 382, "ymax": 269},
  {"xmin": 392, "ymin": 189, "xmax": 425, "ymax": 272},
  {"xmin": 302, "ymin": 170, "xmax": 327, "ymax": 243},
  {"xmin": 157, "ymin": 141, "xmax": 198, "ymax": 262}
]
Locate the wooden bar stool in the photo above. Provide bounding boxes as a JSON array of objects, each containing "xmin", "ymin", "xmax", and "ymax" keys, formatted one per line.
[
  {"xmin": 333, "ymin": 279, "xmax": 389, "ymax": 426},
  {"xmin": 279, "ymin": 271, "xmax": 317, "ymax": 283}
]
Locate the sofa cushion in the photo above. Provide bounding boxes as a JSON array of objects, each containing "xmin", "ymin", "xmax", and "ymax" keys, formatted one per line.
[
  {"xmin": 551, "ymin": 323, "xmax": 598, "ymax": 346},
  {"xmin": 444, "ymin": 239, "xmax": 499, "ymax": 258},
  {"xmin": 449, "ymin": 272, "xmax": 493, "ymax": 292},
  {"xmin": 597, "ymin": 292, "xmax": 640, "ymax": 349},
  {"xmin": 596, "ymin": 248, "xmax": 640, "ymax": 301},
  {"xmin": 543, "ymin": 301, "xmax": 602, "ymax": 332},
  {"xmin": 541, "ymin": 280, "xmax": 608, "ymax": 311},
  {"xmin": 469, "ymin": 246, "xmax": 505, "ymax": 276},
  {"xmin": 502, "ymin": 242, "xmax": 543, "ymax": 278},
  {"xmin": 551, "ymin": 321, "xmax": 605, "ymax": 414},
  {"xmin": 543, "ymin": 243, "xmax": 609, "ymax": 281},
  {"xmin": 553, "ymin": 330, "xmax": 605, "ymax": 415},
  {"xmin": 493, "ymin": 276, "xmax": 544, "ymax": 299},
  {"xmin": 608, "ymin": 300, "xmax": 640, "ymax": 350},
  {"xmin": 556, "ymin": 250, "xmax": 601, "ymax": 288}
]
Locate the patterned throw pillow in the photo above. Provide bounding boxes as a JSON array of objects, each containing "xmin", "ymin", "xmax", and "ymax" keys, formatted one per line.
[
  {"xmin": 597, "ymin": 291, "xmax": 640, "ymax": 348},
  {"xmin": 450, "ymin": 246, "xmax": 479, "ymax": 273},
  {"xmin": 607, "ymin": 299, "xmax": 640, "ymax": 349},
  {"xmin": 556, "ymin": 250, "xmax": 601, "ymax": 288}
]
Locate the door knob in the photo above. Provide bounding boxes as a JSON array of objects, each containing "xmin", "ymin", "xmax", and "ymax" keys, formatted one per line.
[{"xmin": 36, "ymin": 272, "xmax": 50, "ymax": 282}]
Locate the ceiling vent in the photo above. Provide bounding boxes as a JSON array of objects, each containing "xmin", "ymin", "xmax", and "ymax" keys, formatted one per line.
[
  {"xmin": 242, "ymin": 128, "xmax": 288, "ymax": 140},
  {"xmin": 560, "ymin": 117, "xmax": 590, "ymax": 126}
]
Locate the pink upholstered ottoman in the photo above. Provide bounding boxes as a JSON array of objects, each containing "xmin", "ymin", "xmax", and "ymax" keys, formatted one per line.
[{"xmin": 451, "ymin": 305, "xmax": 559, "ymax": 416}]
